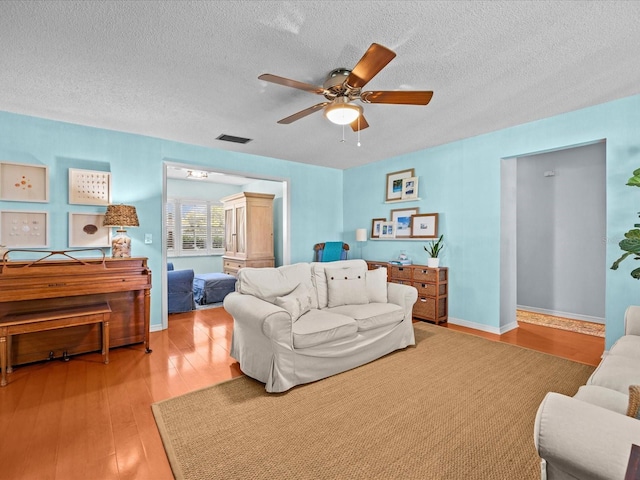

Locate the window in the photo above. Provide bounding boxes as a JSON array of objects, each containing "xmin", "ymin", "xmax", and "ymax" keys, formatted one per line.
[{"xmin": 166, "ymin": 198, "xmax": 224, "ymax": 256}]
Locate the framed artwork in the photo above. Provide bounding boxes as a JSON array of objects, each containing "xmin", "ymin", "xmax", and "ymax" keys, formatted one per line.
[
  {"xmin": 379, "ymin": 221, "xmax": 396, "ymax": 239},
  {"xmin": 0, "ymin": 210, "xmax": 49, "ymax": 248},
  {"xmin": 69, "ymin": 168, "xmax": 112, "ymax": 205},
  {"xmin": 0, "ymin": 162, "xmax": 49, "ymax": 202},
  {"xmin": 385, "ymin": 168, "xmax": 415, "ymax": 202},
  {"xmin": 69, "ymin": 212, "xmax": 111, "ymax": 247},
  {"xmin": 401, "ymin": 176, "xmax": 419, "ymax": 200},
  {"xmin": 410, "ymin": 213, "xmax": 439, "ymax": 238},
  {"xmin": 391, "ymin": 207, "xmax": 419, "ymax": 238},
  {"xmin": 371, "ymin": 218, "xmax": 387, "ymax": 239}
]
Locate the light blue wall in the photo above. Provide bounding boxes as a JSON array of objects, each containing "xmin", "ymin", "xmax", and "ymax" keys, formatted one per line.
[
  {"xmin": 0, "ymin": 111, "xmax": 344, "ymax": 330},
  {"xmin": 343, "ymin": 93, "xmax": 640, "ymax": 349}
]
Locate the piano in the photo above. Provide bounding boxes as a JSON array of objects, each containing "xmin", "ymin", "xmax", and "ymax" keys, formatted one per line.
[{"xmin": 0, "ymin": 250, "xmax": 151, "ymax": 375}]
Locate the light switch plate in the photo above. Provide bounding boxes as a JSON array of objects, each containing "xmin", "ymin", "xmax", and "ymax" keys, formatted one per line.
[{"xmin": 144, "ymin": 233, "xmax": 152, "ymax": 244}]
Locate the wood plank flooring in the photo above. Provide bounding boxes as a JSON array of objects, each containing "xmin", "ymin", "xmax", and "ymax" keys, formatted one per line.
[{"xmin": 0, "ymin": 307, "xmax": 604, "ymax": 480}]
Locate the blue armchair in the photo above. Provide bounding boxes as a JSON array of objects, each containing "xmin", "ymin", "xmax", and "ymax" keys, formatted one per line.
[
  {"xmin": 167, "ymin": 263, "xmax": 195, "ymax": 313},
  {"xmin": 313, "ymin": 242, "xmax": 350, "ymax": 262}
]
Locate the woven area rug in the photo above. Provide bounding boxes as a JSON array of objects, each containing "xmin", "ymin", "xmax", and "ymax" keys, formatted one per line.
[
  {"xmin": 517, "ymin": 309, "xmax": 605, "ymax": 337},
  {"xmin": 152, "ymin": 323, "xmax": 594, "ymax": 480}
]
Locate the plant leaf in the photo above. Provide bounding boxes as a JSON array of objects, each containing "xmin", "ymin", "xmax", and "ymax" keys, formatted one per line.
[{"xmin": 631, "ymin": 266, "xmax": 640, "ymax": 279}]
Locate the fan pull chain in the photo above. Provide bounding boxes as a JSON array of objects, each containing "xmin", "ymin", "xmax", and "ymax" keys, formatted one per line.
[
  {"xmin": 340, "ymin": 124, "xmax": 346, "ymax": 143},
  {"xmin": 357, "ymin": 117, "xmax": 361, "ymax": 147}
]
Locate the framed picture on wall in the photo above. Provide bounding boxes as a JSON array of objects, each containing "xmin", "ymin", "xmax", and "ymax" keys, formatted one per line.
[
  {"xmin": 69, "ymin": 212, "xmax": 111, "ymax": 247},
  {"xmin": 391, "ymin": 207, "xmax": 419, "ymax": 238},
  {"xmin": 0, "ymin": 162, "xmax": 49, "ymax": 203},
  {"xmin": 410, "ymin": 213, "xmax": 438, "ymax": 238},
  {"xmin": 69, "ymin": 168, "xmax": 112, "ymax": 205},
  {"xmin": 0, "ymin": 210, "xmax": 49, "ymax": 248},
  {"xmin": 385, "ymin": 168, "xmax": 415, "ymax": 202},
  {"xmin": 401, "ymin": 176, "xmax": 419, "ymax": 200},
  {"xmin": 379, "ymin": 221, "xmax": 396, "ymax": 239},
  {"xmin": 371, "ymin": 218, "xmax": 387, "ymax": 238}
]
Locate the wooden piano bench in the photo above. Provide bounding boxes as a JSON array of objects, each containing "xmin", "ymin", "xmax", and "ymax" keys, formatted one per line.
[{"xmin": 0, "ymin": 303, "xmax": 111, "ymax": 386}]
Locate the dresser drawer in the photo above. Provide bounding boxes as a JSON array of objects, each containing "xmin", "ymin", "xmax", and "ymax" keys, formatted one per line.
[
  {"xmin": 389, "ymin": 265, "xmax": 412, "ymax": 281},
  {"xmin": 413, "ymin": 296, "xmax": 447, "ymax": 322},
  {"xmin": 413, "ymin": 267, "xmax": 447, "ymax": 283},
  {"xmin": 414, "ymin": 282, "xmax": 447, "ymax": 297}
]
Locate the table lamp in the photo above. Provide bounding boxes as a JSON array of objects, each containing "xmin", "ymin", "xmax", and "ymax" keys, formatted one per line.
[
  {"xmin": 103, "ymin": 204, "xmax": 139, "ymax": 258},
  {"xmin": 356, "ymin": 228, "xmax": 367, "ymax": 259}
]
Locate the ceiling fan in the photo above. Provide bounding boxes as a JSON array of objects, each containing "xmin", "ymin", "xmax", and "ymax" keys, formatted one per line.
[{"xmin": 258, "ymin": 43, "xmax": 433, "ymax": 132}]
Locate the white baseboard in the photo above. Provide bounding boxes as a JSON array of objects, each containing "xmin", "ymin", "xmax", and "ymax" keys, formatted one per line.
[
  {"xmin": 448, "ymin": 317, "xmax": 518, "ymax": 335},
  {"xmin": 516, "ymin": 305, "xmax": 604, "ymax": 324},
  {"xmin": 150, "ymin": 323, "xmax": 164, "ymax": 332}
]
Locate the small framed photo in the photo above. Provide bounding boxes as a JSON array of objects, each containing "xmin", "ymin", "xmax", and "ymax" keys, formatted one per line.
[
  {"xmin": 69, "ymin": 212, "xmax": 111, "ymax": 247},
  {"xmin": 0, "ymin": 210, "xmax": 49, "ymax": 248},
  {"xmin": 410, "ymin": 213, "xmax": 439, "ymax": 238},
  {"xmin": 69, "ymin": 168, "xmax": 112, "ymax": 205},
  {"xmin": 0, "ymin": 162, "xmax": 49, "ymax": 202},
  {"xmin": 386, "ymin": 168, "xmax": 415, "ymax": 202},
  {"xmin": 391, "ymin": 207, "xmax": 419, "ymax": 238},
  {"xmin": 401, "ymin": 176, "xmax": 418, "ymax": 200},
  {"xmin": 371, "ymin": 218, "xmax": 387, "ymax": 239},
  {"xmin": 379, "ymin": 221, "xmax": 396, "ymax": 239}
]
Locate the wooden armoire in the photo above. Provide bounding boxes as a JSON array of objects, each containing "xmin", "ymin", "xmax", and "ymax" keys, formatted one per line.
[{"xmin": 221, "ymin": 192, "xmax": 275, "ymax": 276}]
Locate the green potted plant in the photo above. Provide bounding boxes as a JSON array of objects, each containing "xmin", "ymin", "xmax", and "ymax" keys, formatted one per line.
[
  {"xmin": 611, "ymin": 168, "xmax": 640, "ymax": 278},
  {"xmin": 424, "ymin": 234, "xmax": 444, "ymax": 268}
]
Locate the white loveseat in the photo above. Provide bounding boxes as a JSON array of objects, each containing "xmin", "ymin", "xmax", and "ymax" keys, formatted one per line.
[
  {"xmin": 534, "ymin": 306, "xmax": 640, "ymax": 479},
  {"xmin": 223, "ymin": 259, "xmax": 418, "ymax": 393}
]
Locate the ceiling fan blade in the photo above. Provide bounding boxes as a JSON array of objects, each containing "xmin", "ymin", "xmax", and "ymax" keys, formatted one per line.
[
  {"xmin": 345, "ymin": 43, "xmax": 396, "ymax": 89},
  {"xmin": 258, "ymin": 74, "xmax": 325, "ymax": 95},
  {"xmin": 360, "ymin": 90, "xmax": 434, "ymax": 105},
  {"xmin": 350, "ymin": 114, "xmax": 369, "ymax": 132},
  {"xmin": 277, "ymin": 102, "xmax": 330, "ymax": 124}
]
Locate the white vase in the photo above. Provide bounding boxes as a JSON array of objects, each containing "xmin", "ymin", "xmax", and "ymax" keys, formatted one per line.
[{"xmin": 427, "ymin": 257, "xmax": 440, "ymax": 268}]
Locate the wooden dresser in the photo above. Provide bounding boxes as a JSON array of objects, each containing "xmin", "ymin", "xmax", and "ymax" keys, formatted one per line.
[
  {"xmin": 366, "ymin": 261, "xmax": 448, "ymax": 324},
  {"xmin": 0, "ymin": 254, "xmax": 151, "ymax": 383},
  {"xmin": 221, "ymin": 192, "xmax": 275, "ymax": 276}
]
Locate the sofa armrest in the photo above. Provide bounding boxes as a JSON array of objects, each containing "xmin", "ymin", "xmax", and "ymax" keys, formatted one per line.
[
  {"xmin": 223, "ymin": 292, "xmax": 292, "ymax": 342},
  {"xmin": 534, "ymin": 392, "xmax": 640, "ymax": 479},
  {"xmin": 625, "ymin": 305, "xmax": 640, "ymax": 336},
  {"xmin": 387, "ymin": 282, "xmax": 418, "ymax": 319}
]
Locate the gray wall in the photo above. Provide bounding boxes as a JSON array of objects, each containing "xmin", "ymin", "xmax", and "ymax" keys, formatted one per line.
[{"xmin": 516, "ymin": 142, "xmax": 606, "ymax": 322}]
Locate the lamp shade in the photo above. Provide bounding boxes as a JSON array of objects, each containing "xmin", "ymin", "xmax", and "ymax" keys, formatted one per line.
[
  {"xmin": 103, "ymin": 204, "xmax": 139, "ymax": 228},
  {"xmin": 356, "ymin": 228, "xmax": 367, "ymax": 242}
]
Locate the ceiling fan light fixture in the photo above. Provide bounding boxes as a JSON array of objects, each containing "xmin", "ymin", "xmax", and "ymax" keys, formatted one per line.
[{"xmin": 324, "ymin": 98, "xmax": 361, "ymax": 125}]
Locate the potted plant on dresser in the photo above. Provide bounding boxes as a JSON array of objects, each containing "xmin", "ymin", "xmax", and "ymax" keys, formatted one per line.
[{"xmin": 424, "ymin": 234, "xmax": 444, "ymax": 268}]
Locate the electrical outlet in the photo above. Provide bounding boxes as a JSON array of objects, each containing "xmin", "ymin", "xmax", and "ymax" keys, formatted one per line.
[{"xmin": 144, "ymin": 233, "xmax": 152, "ymax": 244}]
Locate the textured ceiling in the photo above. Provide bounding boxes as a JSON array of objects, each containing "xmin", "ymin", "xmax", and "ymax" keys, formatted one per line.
[{"xmin": 1, "ymin": 1, "xmax": 639, "ymax": 170}]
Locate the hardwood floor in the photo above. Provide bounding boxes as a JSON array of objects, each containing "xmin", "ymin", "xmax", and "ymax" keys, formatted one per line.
[{"xmin": 0, "ymin": 308, "xmax": 604, "ymax": 479}]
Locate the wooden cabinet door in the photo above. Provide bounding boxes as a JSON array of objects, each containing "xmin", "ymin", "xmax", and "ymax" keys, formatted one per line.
[{"xmin": 224, "ymin": 206, "xmax": 235, "ymax": 256}]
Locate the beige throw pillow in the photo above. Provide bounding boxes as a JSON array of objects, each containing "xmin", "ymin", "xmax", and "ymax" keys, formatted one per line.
[
  {"xmin": 628, "ymin": 385, "xmax": 640, "ymax": 419},
  {"xmin": 274, "ymin": 283, "xmax": 312, "ymax": 321},
  {"xmin": 325, "ymin": 265, "xmax": 369, "ymax": 308},
  {"xmin": 366, "ymin": 267, "xmax": 388, "ymax": 303}
]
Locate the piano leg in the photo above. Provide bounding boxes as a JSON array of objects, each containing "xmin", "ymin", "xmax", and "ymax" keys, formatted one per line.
[{"xmin": 144, "ymin": 288, "xmax": 152, "ymax": 354}]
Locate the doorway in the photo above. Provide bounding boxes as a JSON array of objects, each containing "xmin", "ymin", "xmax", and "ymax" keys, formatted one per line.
[
  {"xmin": 160, "ymin": 161, "xmax": 290, "ymax": 329},
  {"xmin": 500, "ymin": 140, "xmax": 606, "ymax": 333}
]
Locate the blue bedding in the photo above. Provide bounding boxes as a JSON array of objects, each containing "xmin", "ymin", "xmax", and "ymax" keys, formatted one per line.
[{"xmin": 193, "ymin": 273, "xmax": 237, "ymax": 305}]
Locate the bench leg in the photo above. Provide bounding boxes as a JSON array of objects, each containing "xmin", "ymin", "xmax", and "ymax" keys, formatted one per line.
[
  {"xmin": 102, "ymin": 321, "xmax": 109, "ymax": 365},
  {"xmin": 0, "ymin": 336, "xmax": 7, "ymax": 387},
  {"xmin": 6, "ymin": 335, "xmax": 12, "ymax": 373}
]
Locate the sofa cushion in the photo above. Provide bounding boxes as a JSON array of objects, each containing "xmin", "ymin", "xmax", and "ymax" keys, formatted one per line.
[
  {"xmin": 292, "ymin": 309, "xmax": 357, "ymax": 349},
  {"xmin": 327, "ymin": 302, "xmax": 404, "ymax": 332},
  {"xmin": 311, "ymin": 259, "xmax": 369, "ymax": 309},
  {"xmin": 573, "ymin": 385, "xmax": 629, "ymax": 415},
  {"xmin": 275, "ymin": 283, "xmax": 312, "ymax": 321},
  {"xmin": 609, "ymin": 335, "xmax": 640, "ymax": 360},
  {"xmin": 587, "ymin": 354, "xmax": 640, "ymax": 394},
  {"xmin": 236, "ymin": 263, "xmax": 317, "ymax": 308},
  {"xmin": 366, "ymin": 267, "xmax": 388, "ymax": 303},
  {"xmin": 325, "ymin": 264, "xmax": 368, "ymax": 307},
  {"xmin": 628, "ymin": 385, "xmax": 640, "ymax": 419}
]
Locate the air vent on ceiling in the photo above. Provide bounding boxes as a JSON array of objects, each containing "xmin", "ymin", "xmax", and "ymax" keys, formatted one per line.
[{"xmin": 216, "ymin": 134, "xmax": 252, "ymax": 144}]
